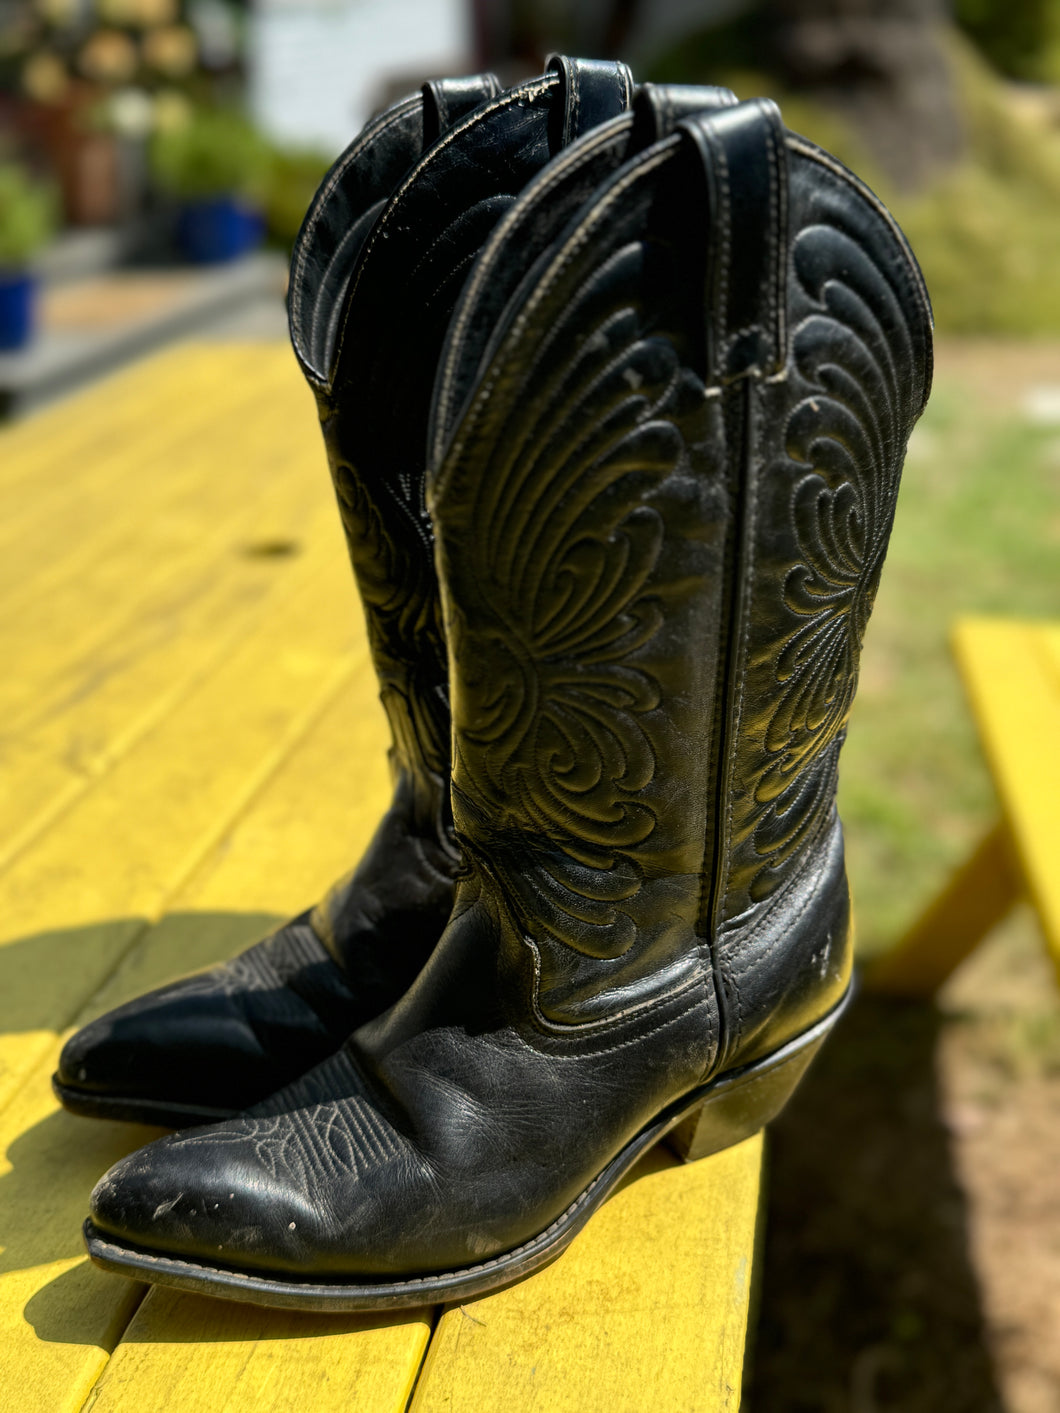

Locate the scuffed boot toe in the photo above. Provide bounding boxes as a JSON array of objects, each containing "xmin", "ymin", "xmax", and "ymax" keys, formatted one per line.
[
  {"xmin": 87, "ymin": 1117, "xmax": 345, "ymax": 1279},
  {"xmin": 87, "ymin": 1132, "xmax": 273, "ymax": 1269}
]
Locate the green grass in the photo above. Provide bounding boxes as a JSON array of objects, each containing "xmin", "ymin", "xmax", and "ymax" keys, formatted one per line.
[{"xmin": 839, "ymin": 369, "xmax": 1060, "ymax": 954}]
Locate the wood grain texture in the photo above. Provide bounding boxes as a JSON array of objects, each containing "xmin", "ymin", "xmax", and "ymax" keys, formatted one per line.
[
  {"xmin": 412, "ymin": 1137, "xmax": 764, "ymax": 1413},
  {"xmin": 0, "ymin": 355, "xmax": 315, "ymax": 625},
  {"xmin": 0, "ymin": 349, "xmax": 344, "ymax": 870},
  {"xmin": 0, "ymin": 533, "xmax": 347, "ymax": 875},
  {"xmin": 0, "ymin": 355, "xmax": 293, "ymax": 622}
]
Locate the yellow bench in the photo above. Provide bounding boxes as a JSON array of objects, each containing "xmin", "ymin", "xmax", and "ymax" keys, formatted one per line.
[
  {"xmin": 867, "ymin": 617, "xmax": 1060, "ymax": 996},
  {"xmin": 0, "ymin": 345, "xmax": 760, "ymax": 1413}
]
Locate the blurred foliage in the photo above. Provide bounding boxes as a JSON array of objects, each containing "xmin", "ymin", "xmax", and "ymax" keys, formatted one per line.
[
  {"xmin": 2, "ymin": 0, "xmax": 247, "ymax": 105},
  {"xmin": 148, "ymin": 100, "xmax": 330, "ymax": 247},
  {"xmin": 262, "ymin": 146, "xmax": 330, "ymax": 252},
  {"xmin": 149, "ymin": 104, "xmax": 270, "ymax": 200},
  {"xmin": 955, "ymin": 0, "xmax": 1060, "ymax": 82},
  {"xmin": 653, "ymin": 31, "xmax": 1060, "ymax": 335},
  {"xmin": 0, "ymin": 161, "xmax": 56, "ymax": 266},
  {"xmin": 898, "ymin": 36, "xmax": 1060, "ymax": 334}
]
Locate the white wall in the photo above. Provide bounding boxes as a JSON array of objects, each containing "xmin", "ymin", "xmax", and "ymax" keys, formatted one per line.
[{"xmin": 249, "ymin": 0, "xmax": 468, "ymax": 157}]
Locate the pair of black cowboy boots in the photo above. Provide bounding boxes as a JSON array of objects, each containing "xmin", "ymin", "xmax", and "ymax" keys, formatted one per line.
[{"xmin": 57, "ymin": 57, "xmax": 932, "ymax": 1311}]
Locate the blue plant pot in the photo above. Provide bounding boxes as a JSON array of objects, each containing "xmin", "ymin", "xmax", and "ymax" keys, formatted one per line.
[
  {"xmin": 0, "ymin": 270, "xmax": 37, "ymax": 352},
  {"xmin": 176, "ymin": 197, "xmax": 265, "ymax": 264}
]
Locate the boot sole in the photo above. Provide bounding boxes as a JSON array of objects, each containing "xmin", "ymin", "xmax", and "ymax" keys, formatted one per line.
[
  {"xmin": 83, "ymin": 986, "xmax": 850, "ymax": 1312},
  {"xmin": 52, "ymin": 1077, "xmax": 237, "ymax": 1129}
]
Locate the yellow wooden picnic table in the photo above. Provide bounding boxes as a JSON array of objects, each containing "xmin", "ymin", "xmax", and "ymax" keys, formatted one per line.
[
  {"xmin": 868, "ymin": 616, "xmax": 1060, "ymax": 996},
  {"xmin": 0, "ymin": 343, "xmax": 760, "ymax": 1413}
]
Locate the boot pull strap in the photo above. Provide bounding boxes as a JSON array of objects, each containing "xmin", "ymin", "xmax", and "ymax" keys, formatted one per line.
[
  {"xmin": 546, "ymin": 54, "xmax": 634, "ymax": 148},
  {"xmin": 630, "ymin": 82, "xmax": 738, "ymax": 151},
  {"xmin": 422, "ymin": 73, "xmax": 503, "ymax": 145},
  {"xmin": 680, "ymin": 99, "xmax": 788, "ymax": 384}
]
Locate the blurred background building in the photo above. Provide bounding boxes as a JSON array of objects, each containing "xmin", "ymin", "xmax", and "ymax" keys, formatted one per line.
[
  {"xmin": 2, "ymin": 0, "xmax": 1059, "ymax": 329},
  {"xmin": 249, "ymin": 0, "xmax": 466, "ymax": 151}
]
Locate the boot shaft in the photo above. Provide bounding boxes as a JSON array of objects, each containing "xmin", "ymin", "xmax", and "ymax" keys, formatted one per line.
[
  {"xmin": 429, "ymin": 99, "xmax": 932, "ymax": 1038},
  {"xmin": 288, "ymin": 62, "xmax": 635, "ymax": 836}
]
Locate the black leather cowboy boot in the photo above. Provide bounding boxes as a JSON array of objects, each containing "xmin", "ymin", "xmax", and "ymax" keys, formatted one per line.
[
  {"xmin": 53, "ymin": 59, "xmax": 636, "ymax": 1129},
  {"xmin": 85, "ymin": 98, "xmax": 932, "ymax": 1309}
]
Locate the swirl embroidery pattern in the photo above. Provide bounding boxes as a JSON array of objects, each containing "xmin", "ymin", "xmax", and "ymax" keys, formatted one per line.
[
  {"xmin": 330, "ymin": 454, "xmax": 450, "ymax": 784},
  {"xmin": 750, "ymin": 217, "xmax": 919, "ymax": 897},
  {"xmin": 438, "ymin": 244, "xmax": 705, "ymax": 956},
  {"xmin": 322, "ymin": 188, "xmax": 524, "ymax": 796}
]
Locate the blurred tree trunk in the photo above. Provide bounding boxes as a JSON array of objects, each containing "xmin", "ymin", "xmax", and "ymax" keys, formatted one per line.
[
  {"xmin": 471, "ymin": 0, "xmax": 640, "ymax": 75},
  {"xmin": 765, "ymin": 0, "xmax": 964, "ymax": 189},
  {"xmin": 473, "ymin": 0, "xmax": 966, "ymax": 192}
]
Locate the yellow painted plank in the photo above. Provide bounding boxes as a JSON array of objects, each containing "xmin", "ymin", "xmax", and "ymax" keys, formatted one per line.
[
  {"xmin": 0, "ymin": 348, "xmax": 305, "ymax": 609},
  {"xmin": 0, "ymin": 1050, "xmax": 156, "ymax": 1413},
  {"xmin": 86, "ymin": 674, "xmax": 391, "ymax": 1016},
  {"xmin": 0, "ymin": 344, "xmax": 290, "ymax": 529},
  {"xmin": 0, "ymin": 342, "xmax": 342, "ymax": 866},
  {"xmin": 953, "ymin": 617, "xmax": 1060, "ymax": 975},
  {"xmin": 413, "ymin": 1135, "xmax": 764, "ymax": 1413},
  {"xmin": 0, "ymin": 367, "xmax": 313, "ymax": 642},
  {"xmin": 0, "ymin": 482, "xmax": 347, "ymax": 872},
  {"xmin": 0, "ymin": 343, "xmax": 256, "ymax": 467},
  {"xmin": 0, "ymin": 378, "xmax": 271, "ymax": 602},
  {"xmin": 0, "ymin": 554, "xmax": 360, "ymax": 1118},
  {"xmin": 0, "ymin": 684, "xmax": 400, "ymax": 1413},
  {"xmin": 0, "ymin": 344, "xmax": 221, "ymax": 489},
  {"xmin": 864, "ymin": 820, "xmax": 1022, "ymax": 996},
  {"xmin": 86, "ymin": 1294, "xmax": 431, "ymax": 1413}
]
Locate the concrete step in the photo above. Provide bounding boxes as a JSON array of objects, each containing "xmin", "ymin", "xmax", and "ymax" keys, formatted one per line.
[{"xmin": 0, "ymin": 252, "xmax": 288, "ymax": 418}]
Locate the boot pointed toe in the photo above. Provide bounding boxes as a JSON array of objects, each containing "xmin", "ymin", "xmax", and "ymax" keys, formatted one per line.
[
  {"xmin": 56, "ymin": 963, "xmax": 308, "ymax": 1127},
  {"xmin": 89, "ymin": 1126, "xmax": 312, "ymax": 1272},
  {"xmin": 88, "ymin": 1139, "xmax": 199, "ymax": 1254},
  {"xmin": 56, "ymin": 1016, "xmax": 119, "ymax": 1095},
  {"xmin": 54, "ymin": 915, "xmax": 377, "ymax": 1126}
]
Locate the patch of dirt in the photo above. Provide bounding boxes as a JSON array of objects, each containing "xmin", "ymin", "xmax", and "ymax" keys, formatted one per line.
[
  {"xmin": 933, "ymin": 339, "xmax": 1060, "ymax": 413},
  {"xmin": 938, "ymin": 911, "xmax": 1060, "ymax": 1413},
  {"xmin": 746, "ymin": 908, "xmax": 1060, "ymax": 1412}
]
